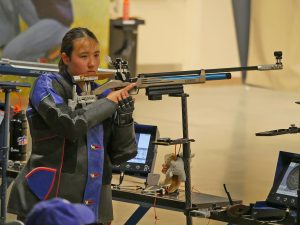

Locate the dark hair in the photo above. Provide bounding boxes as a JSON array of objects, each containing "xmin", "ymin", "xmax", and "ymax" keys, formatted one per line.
[{"xmin": 58, "ymin": 27, "xmax": 99, "ymax": 74}]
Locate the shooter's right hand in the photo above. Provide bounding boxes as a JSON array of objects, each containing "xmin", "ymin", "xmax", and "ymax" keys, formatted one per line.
[{"xmin": 106, "ymin": 83, "xmax": 136, "ymax": 103}]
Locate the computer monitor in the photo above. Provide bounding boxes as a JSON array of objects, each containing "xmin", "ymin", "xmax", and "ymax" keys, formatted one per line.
[
  {"xmin": 112, "ymin": 123, "xmax": 158, "ymax": 177},
  {"xmin": 267, "ymin": 151, "xmax": 300, "ymax": 209}
]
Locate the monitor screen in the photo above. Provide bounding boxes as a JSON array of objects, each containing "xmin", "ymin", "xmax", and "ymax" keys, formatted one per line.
[
  {"xmin": 112, "ymin": 123, "xmax": 158, "ymax": 177},
  {"xmin": 267, "ymin": 151, "xmax": 300, "ymax": 209},
  {"xmin": 276, "ymin": 162, "xmax": 299, "ymax": 198},
  {"xmin": 128, "ymin": 133, "xmax": 151, "ymax": 164}
]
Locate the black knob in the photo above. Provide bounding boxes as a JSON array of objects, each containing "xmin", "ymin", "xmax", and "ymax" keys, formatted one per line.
[{"xmin": 274, "ymin": 51, "xmax": 282, "ymax": 59}]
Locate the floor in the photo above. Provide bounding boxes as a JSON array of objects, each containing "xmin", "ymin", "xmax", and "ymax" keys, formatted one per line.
[{"xmin": 6, "ymin": 80, "xmax": 300, "ymax": 224}]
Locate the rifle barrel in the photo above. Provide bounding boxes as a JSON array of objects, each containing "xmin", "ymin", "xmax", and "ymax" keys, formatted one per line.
[
  {"xmin": 138, "ymin": 63, "xmax": 282, "ymax": 78},
  {"xmin": 0, "ymin": 58, "xmax": 115, "ymax": 77}
]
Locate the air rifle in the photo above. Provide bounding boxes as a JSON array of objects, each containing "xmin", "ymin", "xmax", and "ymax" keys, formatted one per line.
[
  {"xmin": 93, "ymin": 51, "xmax": 283, "ymax": 100},
  {"xmin": 256, "ymin": 102, "xmax": 300, "ymax": 136},
  {"xmin": 256, "ymin": 124, "xmax": 300, "ymax": 136}
]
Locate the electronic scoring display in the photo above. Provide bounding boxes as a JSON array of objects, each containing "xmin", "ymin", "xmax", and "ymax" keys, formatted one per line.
[{"xmin": 112, "ymin": 123, "xmax": 158, "ymax": 177}]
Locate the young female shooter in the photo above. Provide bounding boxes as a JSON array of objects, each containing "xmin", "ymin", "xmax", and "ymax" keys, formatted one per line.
[{"xmin": 8, "ymin": 27, "xmax": 137, "ymax": 225}]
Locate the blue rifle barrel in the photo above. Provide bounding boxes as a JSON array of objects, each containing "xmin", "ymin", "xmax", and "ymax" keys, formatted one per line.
[
  {"xmin": 145, "ymin": 73, "xmax": 231, "ymax": 81},
  {"xmin": 206, "ymin": 73, "xmax": 231, "ymax": 80},
  {"xmin": 0, "ymin": 64, "xmax": 42, "ymax": 77}
]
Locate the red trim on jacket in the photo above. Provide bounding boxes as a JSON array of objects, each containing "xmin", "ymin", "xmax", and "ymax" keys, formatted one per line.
[
  {"xmin": 25, "ymin": 167, "xmax": 57, "ymax": 200},
  {"xmin": 55, "ymin": 138, "xmax": 65, "ymax": 196},
  {"xmin": 44, "ymin": 172, "xmax": 57, "ymax": 200},
  {"xmin": 25, "ymin": 167, "xmax": 57, "ymax": 178}
]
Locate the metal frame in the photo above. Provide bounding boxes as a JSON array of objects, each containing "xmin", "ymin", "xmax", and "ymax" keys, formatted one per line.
[{"xmin": 0, "ymin": 82, "xmax": 30, "ymax": 224}]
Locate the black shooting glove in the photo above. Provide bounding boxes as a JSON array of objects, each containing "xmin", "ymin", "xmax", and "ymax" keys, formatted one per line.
[{"xmin": 115, "ymin": 96, "xmax": 134, "ymax": 125}]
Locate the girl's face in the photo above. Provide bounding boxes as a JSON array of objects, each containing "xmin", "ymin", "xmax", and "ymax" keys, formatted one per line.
[{"xmin": 62, "ymin": 37, "xmax": 100, "ymax": 76}]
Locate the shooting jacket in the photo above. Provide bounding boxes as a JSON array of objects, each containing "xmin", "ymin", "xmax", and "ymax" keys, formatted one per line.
[{"xmin": 8, "ymin": 72, "xmax": 137, "ymax": 220}]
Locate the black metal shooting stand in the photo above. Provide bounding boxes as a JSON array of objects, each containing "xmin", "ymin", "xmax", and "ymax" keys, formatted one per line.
[
  {"xmin": 256, "ymin": 124, "xmax": 300, "ymax": 225},
  {"xmin": 180, "ymin": 93, "xmax": 193, "ymax": 225},
  {"xmin": 144, "ymin": 74, "xmax": 235, "ymax": 224},
  {"xmin": 145, "ymin": 84, "xmax": 195, "ymax": 225},
  {"xmin": 0, "ymin": 82, "xmax": 30, "ymax": 224}
]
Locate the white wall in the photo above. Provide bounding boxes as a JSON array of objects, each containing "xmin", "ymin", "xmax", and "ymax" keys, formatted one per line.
[
  {"xmin": 131, "ymin": 0, "xmax": 185, "ymax": 68},
  {"xmin": 128, "ymin": 0, "xmax": 240, "ymax": 73}
]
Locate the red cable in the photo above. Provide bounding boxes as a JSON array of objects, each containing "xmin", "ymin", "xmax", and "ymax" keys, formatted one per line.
[{"xmin": 153, "ymin": 196, "xmax": 159, "ymax": 224}]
